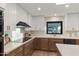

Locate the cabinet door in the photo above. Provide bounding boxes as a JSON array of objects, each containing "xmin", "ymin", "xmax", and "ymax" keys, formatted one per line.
[
  {"xmin": 49, "ymin": 38, "xmax": 63, "ymax": 51},
  {"xmin": 41, "ymin": 38, "xmax": 48, "ymax": 50},
  {"xmin": 49, "ymin": 39, "xmax": 56, "ymax": 51},
  {"xmin": 23, "ymin": 40, "xmax": 33, "ymax": 56},
  {"xmin": 76, "ymin": 39, "xmax": 79, "ymax": 45},
  {"xmin": 33, "ymin": 38, "xmax": 41, "ymax": 50}
]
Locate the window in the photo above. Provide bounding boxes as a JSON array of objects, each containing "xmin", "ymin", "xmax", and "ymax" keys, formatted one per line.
[{"xmin": 47, "ymin": 21, "xmax": 63, "ymax": 34}]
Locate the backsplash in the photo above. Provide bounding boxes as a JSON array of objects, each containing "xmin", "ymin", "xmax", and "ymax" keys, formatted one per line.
[{"xmin": 30, "ymin": 30, "xmax": 79, "ymax": 37}]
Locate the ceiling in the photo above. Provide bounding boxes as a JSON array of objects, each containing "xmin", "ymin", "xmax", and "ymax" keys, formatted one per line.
[{"xmin": 19, "ymin": 3, "xmax": 79, "ymax": 17}]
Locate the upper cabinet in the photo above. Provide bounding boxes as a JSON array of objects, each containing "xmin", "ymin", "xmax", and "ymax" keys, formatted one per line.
[
  {"xmin": 4, "ymin": 4, "xmax": 32, "ymax": 37},
  {"xmin": 64, "ymin": 13, "xmax": 79, "ymax": 36},
  {"xmin": 65, "ymin": 13, "xmax": 79, "ymax": 31},
  {"xmin": 16, "ymin": 4, "xmax": 32, "ymax": 26},
  {"xmin": 4, "ymin": 3, "xmax": 17, "ymax": 32}
]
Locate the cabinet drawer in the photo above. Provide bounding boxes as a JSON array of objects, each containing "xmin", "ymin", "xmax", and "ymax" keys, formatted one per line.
[
  {"xmin": 49, "ymin": 39, "xmax": 63, "ymax": 51},
  {"xmin": 53, "ymin": 39, "xmax": 63, "ymax": 43}
]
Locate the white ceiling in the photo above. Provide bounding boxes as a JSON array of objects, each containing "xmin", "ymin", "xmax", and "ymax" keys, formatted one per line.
[{"xmin": 19, "ymin": 3, "xmax": 79, "ymax": 16}]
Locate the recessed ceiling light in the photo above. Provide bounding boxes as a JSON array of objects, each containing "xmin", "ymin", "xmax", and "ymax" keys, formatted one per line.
[
  {"xmin": 37, "ymin": 7, "xmax": 41, "ymax": 11},
  {"xmin": 54, "ymin": 13, "xmax": 57, "ymax": 16},
  {"xmin": 56, "ymin": 3, "xmax": 66, "ymax": 5},
  {"xmin": 65, "ymin": 5, "xmax": 69, "ymax": 8}
]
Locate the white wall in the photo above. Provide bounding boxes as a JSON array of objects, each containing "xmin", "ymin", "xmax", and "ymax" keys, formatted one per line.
[
  {"xmin": 31, "ymin": 16, "xmax": 45, "ymax": 31},
  {"xmin": 0, "ymin": 3, "xmax": 6, "ymax": 9},
  {"xmin": 31, "ymin": 16, "xmax": 64, "ymax": 34},
  {"xmin": 31, "ymin": 14, "xmax": 79, "ymax": 36},
  {"xmin": 45, "ymin": 16, "xmax": 65, "ymax": 34}
]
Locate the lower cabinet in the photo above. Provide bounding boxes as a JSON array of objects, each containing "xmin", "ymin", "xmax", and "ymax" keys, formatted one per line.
[
  {"xmin": 76, "ymin": 39, "xmax": 79, "ymax": 45},
  {"xmin": 6, "ymin": 46, "xmax": 23, "ymax": 56},
  {"xmin": 33, "ymin": 38, "xmax": 48, "ymax": 50},
  {"xmin": 34, "ymin": 38, "xmax": 63, "ymax": 51},
  {"xmin": 33, "ymin": 38, "xmax": 41, "ymax": 50},
  {"xmin": 48, "ymin": 38, "xmax": 63, "ymax": 51},
  {"xmin": 6, "ymin": 38, "xmax": 64, "ymax": 56},
  {"xmin": 23, "ymin": 40, "xmax": 33, "ymax": 56},
  {"xmin": 40, "ymin": 38, "xmax": 48, "ymax": 50},
  {"xmin": 6, "ymin": 40, "xmax": 33, "ymax": 56}
]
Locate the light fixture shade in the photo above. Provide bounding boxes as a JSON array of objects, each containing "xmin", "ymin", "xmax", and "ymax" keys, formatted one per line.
[{"xmin": 16, "ymin": 21, "xmax": 31, "ymax": 28}]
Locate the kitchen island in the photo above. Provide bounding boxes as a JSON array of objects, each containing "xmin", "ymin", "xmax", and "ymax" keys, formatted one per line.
[{"xmin": 56, "ymin": 44, "xmax": 79, "ymax": 56}]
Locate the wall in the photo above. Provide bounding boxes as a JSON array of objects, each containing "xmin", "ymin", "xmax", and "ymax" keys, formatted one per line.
[
  {"xmin": 31, "ymin": 16, "xmax": 45, "ymax": 31},
  {"xmin": 0, "ymin": 3, "xmax": 6, "ymax": 9},
  {"xmin": 31, "ymin": 15, "xmax": 79, "ymax": 37},
  {"xmin": 31, "ymin": 16, "xmax": 64, "ymax": 34},
  {"xmin": 45, "ymin": 16, "xmax": 64, "ymax": 34}
]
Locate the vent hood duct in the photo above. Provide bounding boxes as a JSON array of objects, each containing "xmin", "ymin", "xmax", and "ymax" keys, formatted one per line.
[{"xmin": 16, "ymin": 21, "xmax": 31, "ymax": 28}]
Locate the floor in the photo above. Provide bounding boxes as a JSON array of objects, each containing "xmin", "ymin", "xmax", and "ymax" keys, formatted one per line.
[{"xmin": 32, "ymin": 50, "xmax": 58, "ymax": 56}]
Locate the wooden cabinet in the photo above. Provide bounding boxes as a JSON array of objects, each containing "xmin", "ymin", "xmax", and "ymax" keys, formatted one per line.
[
  {"xmin": 34, "ymin": 38, "xmax": 63, "ymax": 51},
  {"xmin": 23, "ymin": 40, "xmax": 33, "ymax": 56},
  {"xmin": 40, "ymin": 38, "xmax": 48, "ymax": 50},
  {"xmin": 49, "ymin": 39, "xmax": 56, "ymax": 51},
  {"xmin": 76, "ymin": 39, "xmax": 79, "ymax": 45},
  {"xmin": 49, "ymin": 38, "xmax": 63, "ymax": 51},
  {"xmin": 33, "ymin": 38, "xmax": 48, "ymax": 50},
  {"xmin": 33, "ymin": 38, "xmax": 41, "ymax": 50},
  {"xmin": 6, "ymin": 46, "xmax": 23, "ymax": 56}
]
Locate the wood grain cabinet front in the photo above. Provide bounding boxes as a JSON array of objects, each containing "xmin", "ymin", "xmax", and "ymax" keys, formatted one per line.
[
  {"xmin": 6, "ymin": 46, "xmax": 23, "ymax": 56},
  {"xmin": 76, "ymin": 39, "xmax": 79, "ymax": 45},
  {"xmin": 40, "ymin": 38, "xmax": 48, "ymax": 50},
  {"xmin": 33, "ymin": 38, "xmax": 41, "ymax": 50},
  {"xmin": 34, "ymin": 38, "xmax": 63, "ymax": 51},
  {"xmin": 33, "ymin": 38, "xmax": 48, "ymax": 50},
  {"xmin": 23, "ymin": 40, "xmax": 33, "ymax": 56},
  {"xmin": 48, "ymin": 38, "xmax": 63, "ymax": 51}
]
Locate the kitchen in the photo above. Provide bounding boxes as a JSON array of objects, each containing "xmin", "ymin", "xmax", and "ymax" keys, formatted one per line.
[{"xmin": 1, "ymin": 3, "xmax": 79, "ymax": 56}]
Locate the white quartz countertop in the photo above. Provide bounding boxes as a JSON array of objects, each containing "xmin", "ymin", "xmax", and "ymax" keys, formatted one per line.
[
  {"xmin": 4, "ymin": 42, "xmax": 23, "ymax": 54},
  {"xmin": 4, "ymin": 34, "xmax": 79, "ymax": 55},
  {"xmin": 56, "ymin": 44, "xmax": 79, "ymax": 56},
  {"xmin": 4, "ymin": 37, "xmax": 35, "ymax": 54},
  {"xmin": 31, "ymin": 34, "xmax": 79, "ymax": 39}
]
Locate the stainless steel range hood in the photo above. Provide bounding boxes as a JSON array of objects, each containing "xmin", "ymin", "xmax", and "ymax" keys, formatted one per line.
[{"xmin": 16, "ymin": 21, "xmax": 31, "ymax": 28}]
